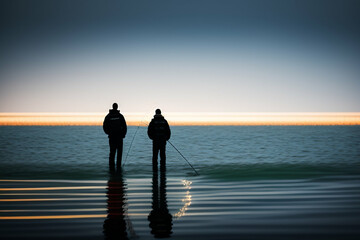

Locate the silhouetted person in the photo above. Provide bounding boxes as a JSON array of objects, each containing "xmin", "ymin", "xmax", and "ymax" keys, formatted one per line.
[
  {"xmin": 148, "ymin": 109, "xmax": 171, "ymax": 172},
  {"xmin": 103, "ymin": 170, "xmax": 128, "ymax": 240},
  {"xmin": 103, "ymin": 103, "xmax": 127, "ymax": 171},
  {"xmin": 148, "ymin": 170, "xmax": 173, "ymax": 238}
]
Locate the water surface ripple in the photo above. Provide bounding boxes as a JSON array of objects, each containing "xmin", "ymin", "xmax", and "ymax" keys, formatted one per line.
[
  {"xmin": 0, "ymin": 126, "xmax": 359, "ymax": 239},
  {"xmin": 0, "ymin": 176, "xmax": 360, "ymax": 239}
]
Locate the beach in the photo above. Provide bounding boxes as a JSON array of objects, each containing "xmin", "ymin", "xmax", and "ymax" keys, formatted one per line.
[{"xmin": 1, "ymin": 126, "xmax": 360, "ymax": 239}]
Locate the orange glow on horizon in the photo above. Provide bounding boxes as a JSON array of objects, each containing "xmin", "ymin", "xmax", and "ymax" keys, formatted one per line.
[
  {"xmin": 0, "ymin": 214, "xmax": 107, "ymax": 220},
  {"xmin": 0, "ymin": 112, "xmax": 359, "ymax": 126},
  {"xmin": 0, "ymin": 186, "xmax": 105, "ymax": 191},
  {"xmin": 0, "ymin": 213, "xmax": 146, "ymax": 220},
  {"xmin": 0, "ymin": 197, "xmax": 104, "ymax": 202}
]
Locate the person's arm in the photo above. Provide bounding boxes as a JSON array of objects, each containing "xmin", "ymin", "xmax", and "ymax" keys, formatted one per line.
[
  {"xmin": 121, "ymin": 115, "xmax": 127, "ymax": 138},
  {"xmin": 166, "ymin": 121, "xmax": 171, "ymax": 140},
  {"xmin": 147, "ymin": 121, "xmax": 153, "ymax": 140},
  {"xmin": 103, "ymin": 116, "xmax": 109, "ymax": 135}
]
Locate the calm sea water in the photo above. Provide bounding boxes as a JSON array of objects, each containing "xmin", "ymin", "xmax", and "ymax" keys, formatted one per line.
[{"xmin": 0, "ymin": 126, "xmax": 360, "ymax": 239}]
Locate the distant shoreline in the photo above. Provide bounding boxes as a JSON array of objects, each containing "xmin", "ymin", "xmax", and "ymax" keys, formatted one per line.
[{"xmin": 1, "ymin": 112, "xmax": 359, "ymax": 126}]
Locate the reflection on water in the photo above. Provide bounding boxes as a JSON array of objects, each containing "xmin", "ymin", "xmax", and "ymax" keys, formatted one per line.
[
  {"xmin": 148, "ymin": 170, "xmax": 173, "ymax": 238},
  {"xmin": 174, "ymin": 180, "xmax": 192, "ymax": 219},
  {"xmin": 103, "ymin": 170, "xmax": 128, "ymax": 240},
  {"xmin": 0, "ymin": 186, "xmax": 105, "ymax": 191},
  {"xmin": 1, "ymin": 176, "xmax": 360, "ymax": 239}
]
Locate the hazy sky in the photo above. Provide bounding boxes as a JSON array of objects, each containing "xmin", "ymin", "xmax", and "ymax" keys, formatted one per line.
[{"xmin": 0, "ymin": 0, "xmax": 359, "ymax": 112}]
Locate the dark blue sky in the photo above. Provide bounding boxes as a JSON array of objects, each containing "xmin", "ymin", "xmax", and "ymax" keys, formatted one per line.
[
  {"xmin": 1, "ymin": 0, "xmax": 359, "ymax": 112},
  {"xmin": 1, "ymin": 0, "xmax": 359, "ymax": 46}
]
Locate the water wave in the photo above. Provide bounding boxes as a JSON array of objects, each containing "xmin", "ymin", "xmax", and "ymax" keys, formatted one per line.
[{"xmin": 199, "ymin": 163, "xmax": 360, "ymax": 181}]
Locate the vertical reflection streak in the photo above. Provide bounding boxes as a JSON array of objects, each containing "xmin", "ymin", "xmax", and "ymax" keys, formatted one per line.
[
  {"xmin": 174, "ymin": 180, "xmax": 192, "ymax": 219},
  {"xmin": 103, "ymin": 171, "xmax": 128, "ymax": 240},
  {"xmin": 148, "ymin": 170, "xmax": 173, "ymax": 238}
]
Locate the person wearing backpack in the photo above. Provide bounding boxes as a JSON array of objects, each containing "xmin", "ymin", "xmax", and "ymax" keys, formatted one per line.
[
  {"xmin": 147, "ymin": 109, "xmax": 171, "ymax": 171},
  {"xmin": 103, "ymin": 103, "xmax": 127, "ymax": 171}
]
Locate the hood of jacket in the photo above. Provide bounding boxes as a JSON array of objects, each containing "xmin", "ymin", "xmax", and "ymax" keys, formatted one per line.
[
  {"xmin": 109, "ymin": 109, "xmax": 120, "ymax": 114},
  {"xmin": 153, "ymin": 114, "xmax": 164, "ymax": 119}
]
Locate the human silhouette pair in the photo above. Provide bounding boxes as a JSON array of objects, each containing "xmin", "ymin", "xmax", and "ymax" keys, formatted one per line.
[{"xmin": 103, "ymin": 104, "xmax": 171, "ymax": 171}]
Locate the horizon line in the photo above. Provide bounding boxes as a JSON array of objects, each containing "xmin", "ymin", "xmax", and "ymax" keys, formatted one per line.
[{"xmin": 0, "ymin": 112, "xmax": 359, "ymax": 126}]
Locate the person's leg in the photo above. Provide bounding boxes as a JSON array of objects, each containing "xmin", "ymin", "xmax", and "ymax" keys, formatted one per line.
[
  {"xmin": 116, "ymin": 138, "xmax": 123, "ymax": 168},
  {"xmin": 109, "ymin": 138, "xmax": 116, "ymax": 171},
  {"xmin": 160, "ymin": 141, "xmax": 166, "ymax": 172},
  {"xmin": 152, "ymin": 141, "xmax": 159, "ymax": 171}
]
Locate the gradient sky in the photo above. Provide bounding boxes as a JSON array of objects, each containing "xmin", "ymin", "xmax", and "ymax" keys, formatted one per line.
[{"xmin": 0, "ymin": 0, "xmax": 359, "ymax": 113}]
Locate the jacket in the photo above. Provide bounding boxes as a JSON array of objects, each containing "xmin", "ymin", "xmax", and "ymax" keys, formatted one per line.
[
  {"xmin": 103, "ymin": 109, "xmax": 127, "ymax": 138},
  {"xmin": 147, "ymin": 114, "xmax": 171, "ymax": 141}
]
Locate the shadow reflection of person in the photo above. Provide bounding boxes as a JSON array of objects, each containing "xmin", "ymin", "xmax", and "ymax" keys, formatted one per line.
[
  {"xmin": 148, "ymin": 170, "xmax": 173, "ymax": 238},
  {"xmin": 103, "ymin": 170, "xmax": 128, "ymax": 240}
]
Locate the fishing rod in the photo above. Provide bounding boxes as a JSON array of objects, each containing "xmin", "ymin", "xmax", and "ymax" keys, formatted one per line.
[
  {"xmin": 122, "ymin": 112, "xmax": 151, "ymax": 166},
  {"xmin": 122, "ymin": 113, "xmax": 199, "ymax": 176},
  {"xmin": 167, "ymin": 140, "xmax": 199, "ymax": 176},
  {"xmin": 122, "ymin": 121, "xmax": 142, "ymax": 167}
]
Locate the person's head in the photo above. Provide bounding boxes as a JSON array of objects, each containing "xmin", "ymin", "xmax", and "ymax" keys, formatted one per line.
[
  {"xmin": 155, "ymin": 109, "xmax": 161, "ymax": 115},
  {"xmin": 112, "ymin": 103, "xmax": 118, "ymax": 110}
]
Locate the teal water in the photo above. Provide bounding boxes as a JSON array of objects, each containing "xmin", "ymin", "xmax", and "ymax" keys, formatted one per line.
[
  {"xmin": 0, "ymin": 126, "xmax": 359, "ymax": 180},
  {"xmin": 0, "ymin": 126, "xmax": 360, "ymax": 239}
]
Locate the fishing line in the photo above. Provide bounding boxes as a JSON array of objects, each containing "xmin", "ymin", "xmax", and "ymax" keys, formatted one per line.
[
  {"xmin": 122, "ymin": 120, "xmax": 142, "ymax": 167},
  {"xmin": 167, "ymin": 140, "xmax": 199, "ymax": 176},
  {"xmin": 122, "ymin": 112, "xmax": 151, "ymax": 167}
]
